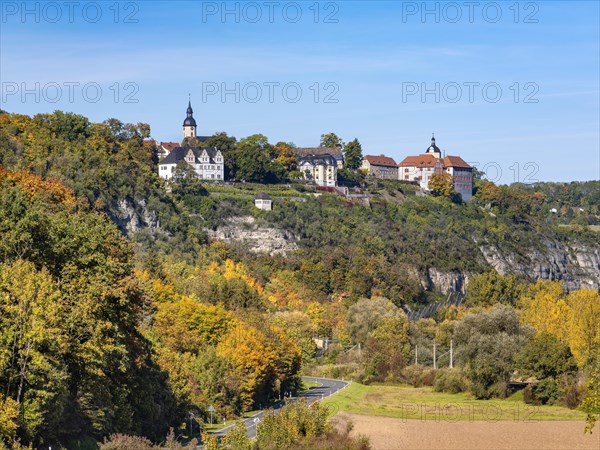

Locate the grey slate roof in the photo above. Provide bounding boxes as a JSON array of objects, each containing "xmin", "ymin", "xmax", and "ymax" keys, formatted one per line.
[
  {"xmin": 160, "ymin": 146, "xmax": 220, "ymax": 165},
  {"xmin": 299, "ymin": 154, "xmax": 338, "ymax": 166},
  {"xmin": 256, "ymin": 193, "xmax": 271, "ymax": 200},
  {"xmin": 293, "ymin": 147, "xmax": 343, "ymax": 159}
]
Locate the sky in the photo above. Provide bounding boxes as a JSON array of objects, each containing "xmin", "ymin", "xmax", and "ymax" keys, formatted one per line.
[{"xmin": 1, "ymin": 0, "xmax": 599, "ymax": 184}]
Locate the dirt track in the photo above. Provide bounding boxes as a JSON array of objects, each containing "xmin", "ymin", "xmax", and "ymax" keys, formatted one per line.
[{"xmin": 341, "ymin": 412, "xmax": 600, "ymax": 450}]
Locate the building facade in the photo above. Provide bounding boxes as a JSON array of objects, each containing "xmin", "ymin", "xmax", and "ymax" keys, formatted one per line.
[
  {"xmin": 299, "ymin": 154, "xmax": 338, "ymax": 187},
  {"xmin": 398, "ymin": 136, "xmax": 473, "ymax": 201},
  {"xmin": 361, "ymin": 155, "xmax": 399, "ymax": 179},
  {"xmin": 159, "ymin": 146, "xmax": 224, "ymax": 180},
  {"xmin": 293, "ymin": 147, "xmax": 344, "ymax": 169},
  {"xmin": 255, "ymin": 193, "xmax": 272, "ymax": 211}
]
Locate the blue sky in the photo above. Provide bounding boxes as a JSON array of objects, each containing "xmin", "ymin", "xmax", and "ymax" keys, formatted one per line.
[{"xmin": 1, "ymin": 0, "xmax": 599, "ymax": 183}]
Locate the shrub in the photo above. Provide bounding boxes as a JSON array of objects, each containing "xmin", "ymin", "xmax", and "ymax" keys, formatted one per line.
[
  {"xmin": 560, "ymin": 374, "xmax": 586, "ymax": 409},
  {"xmin": 100, "ymin": 434, "xmax": 155, "ymax": 450},
  {"xmin": 401, "ymin": 365, "xmax": 436, "ymax": 387},
  {"xmin": 434, "ymin": 369, "xmax": 469, "ymax": 394}
]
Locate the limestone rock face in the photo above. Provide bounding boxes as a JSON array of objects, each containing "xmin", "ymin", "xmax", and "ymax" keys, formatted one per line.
[
  {"xmin": 479, "ymin": 241, "xmax": 600, "ymax": 291},
  {"xmin": 414, "ymin": 241, "xmax": 599, "ymax": 295},
  {"xmin": 207, "ymin": 216, "xmax": 298, "ymax": 256},
  {"xmin": 111, "ymin": 197, "xmax": 159, "ymax": 234}
]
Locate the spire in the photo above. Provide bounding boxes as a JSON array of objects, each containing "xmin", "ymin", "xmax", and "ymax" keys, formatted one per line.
[
  {"xmin": 431, "ymin": 133, "xmax": 435, "ymax": 146},
  {"xmin": 186, "ymin": 95, "xmax": 193, "ymax": 117},
  {"xmin": 183, "ymin": 95, "xmax": 197, "ymax": 132}
]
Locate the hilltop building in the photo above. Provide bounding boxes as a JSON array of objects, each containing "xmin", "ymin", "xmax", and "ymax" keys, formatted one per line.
[
  {"xmin": 158, "ymin": 101, "xmax": 224, "ymax": 181},
  {"xmin": 292, "ymin": 147, "xmax": 344, "ymax": 169},
  {"xmin": 361, "ymin": 155, "xmax": 399, "ymax": 179},
  {"xmin": 298, "ymin": 153, "xmax": 338, "ymax": 187},
  {"xmin": 398, "ymin": 136, "xmax": 473, "ymax": 201}
]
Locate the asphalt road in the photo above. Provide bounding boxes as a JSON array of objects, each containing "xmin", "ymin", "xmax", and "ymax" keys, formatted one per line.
[{"xmin": 213, "ymin": 376, "xmax": 349, "ymax": 439}]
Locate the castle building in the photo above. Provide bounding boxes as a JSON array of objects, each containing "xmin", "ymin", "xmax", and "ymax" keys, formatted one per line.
[
  {"xmin": 158, "ymin": 101, "xmax": 224, "ymax": 181},
  {"xmin": 398, "ymin": 136, "xmax": 473, "ymax": 201},
  {"xmin": 361, "ymin": 155, "xmax": 399, "ymax": 179}
]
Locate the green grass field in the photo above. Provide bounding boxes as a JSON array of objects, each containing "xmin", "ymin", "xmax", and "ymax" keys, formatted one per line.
[{"xmin": 322, "ymin": 382, "xmax": 586, "ymax": 421}]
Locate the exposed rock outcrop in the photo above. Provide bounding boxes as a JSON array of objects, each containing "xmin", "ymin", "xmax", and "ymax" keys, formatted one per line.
[
  {"xmin": 480, "ymin": 240, "xmax": 600, "ymax": 291},
  {"xmin": 207, "ymin": 216, "xmax": 298, "ymax": 256},
  {"xmin": 111, "ymin": 197, "xmax": 159, "ymax": 234}
]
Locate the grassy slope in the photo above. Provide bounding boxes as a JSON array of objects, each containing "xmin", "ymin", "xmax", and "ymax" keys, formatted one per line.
[{"xmin": 322, "ymin": 382, "xmax": 586, "ymax": 421}]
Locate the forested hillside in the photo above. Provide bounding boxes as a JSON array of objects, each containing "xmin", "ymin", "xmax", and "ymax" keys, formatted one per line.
[{"xmin": 0, "ymin": 111, "xmax": 599, "ymax": 448}]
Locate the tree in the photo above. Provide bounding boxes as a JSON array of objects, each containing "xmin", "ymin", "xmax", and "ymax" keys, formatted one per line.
[
  {"xmin": 273, "ymin": 142, "xmax": 299, "ymax": 172},
  {"xmin": 454, "ymin": 305, "xmax": 532, "ymax": 399},
  {"xmin": 428, "ymin": 173, "xmax": 456, "ymax": 198},
  {"xmin": 347, "ymin": 297, "xmax": 398, "ymax": 345},
  {"xmin": 566, "ymin": 289, "xmax": 600, "ymax": 369},
  {"xmin": 344, "ymin": 139, "xmax": 363, "ymax": 170},
  {"xmin": 235, "ymin": 134, "xmax": 277, "ymax": 183},
  {"xmin": 465, "ymin": 271, "xmax": 525, "ymax": 307},
  {"xmin": 515, "ymin": 332, "xmax": 577, "ymax": 380},
  {"xmin": 362, "ymin": 313, "xmax": 411, "ymax": 383},
  {"xmin": 581, "ymin": 357, "xmax": 600, "ymax": 433},
  {"xmin": 170, "ymin": 162, "xmax": 208, "ymax": 199},
  {"xmin": 319, "ymin": 132, "xmax": 344, "ymax": 149}
]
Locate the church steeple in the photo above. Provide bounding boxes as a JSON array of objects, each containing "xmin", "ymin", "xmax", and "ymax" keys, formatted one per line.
[
  {"xmin": 183, "ymin": 95, "xmax": 197, "ymax": 139},
  {"xmin": 425, "ymin": 133, "xmax": 442, "ymax": 158}
]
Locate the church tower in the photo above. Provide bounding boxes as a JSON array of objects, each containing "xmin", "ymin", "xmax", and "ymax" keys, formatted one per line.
[
  {"xmin": 183, "ymin": 99, "xmax": 197, "ymax": 139},
  {"xmin": 425, "ymin": 134, "xmax": 442, "ymax": 158}
]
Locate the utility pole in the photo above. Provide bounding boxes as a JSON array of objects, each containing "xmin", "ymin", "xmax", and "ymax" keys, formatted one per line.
[
  {"xmin": 449, "ymin": 339, "xmax": 454, "ymax": 369},
  {"xmin": 433, "ymin": 339, "xmax": 437, "ymax": 370}
]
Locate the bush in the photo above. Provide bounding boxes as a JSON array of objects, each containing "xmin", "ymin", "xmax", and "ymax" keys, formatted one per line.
[
  {"xmin": 524, "ymin": 379, "xmax": 560, "ymax": 405},
  {"xmin": 434, "ymin": 369, "xmax": 469, "ymax": 394},
  {"xmin": 561, "ymin": 374, "xmax": 586, "ymax": 409},
  {"xmin": 100, "ymin": 434, "xmax": 155, "ymax": 450},
  {"xmin": 401, "ymin": 365, "xmax": 436, "ymax": 387}
]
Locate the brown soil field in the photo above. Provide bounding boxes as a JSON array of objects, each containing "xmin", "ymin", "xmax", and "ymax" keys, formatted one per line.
[{"xmin": 340, "ymin": 412, "xmax": 600, "ymax": 450}]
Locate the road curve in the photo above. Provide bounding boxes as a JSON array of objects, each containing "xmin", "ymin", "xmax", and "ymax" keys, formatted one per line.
[{"xmin": 213, "ymin": 376, "xmax": 349, "ymax": 439}]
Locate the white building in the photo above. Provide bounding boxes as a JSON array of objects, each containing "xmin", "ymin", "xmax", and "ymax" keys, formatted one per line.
[
  {"xmin": 293, "ymin": 147, "xmax": 344, "ymax": 169},
  {"xmin": 255, "ymin": 193, "xmax": 272, "ymax": 211},
  {"xmin": 299, "ymin": 154, "xmax": 338, "ymax": 187},
  {"xmin": 158, "ymin": 101, "xmax": 224, "ymax": 181},
  {"xmin": 398, "ymin": 136, "xmax": 473, "ymax": 201},
  {"xmin": 159, "ymin": 146, "xmax": 224, "ymax": 180}
]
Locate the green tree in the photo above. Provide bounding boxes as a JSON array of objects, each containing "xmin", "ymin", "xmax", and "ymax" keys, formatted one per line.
[
  {"xmin": 515, "ymin": 332, "xmax": 577, "ymax": 381},
  {"xmin": 319, "ymin": 132, "xmax": 344, "ymax": 149},
  {"xmin": 465, "ymin": 271, "xmax": 525, "ymax": 307},
  {"xmin": 170, "ymin": 162, "xmax": 208, "ymax": 199},
  {"xmin": 343, "ymin": 139, "xmax": 363, "ymax": 170},
  {"xmin": 235, "ymin": 134, "xmax": 278, "ymax": 182},
  {"xmin": 362, "ymin": 313, "xmax": 411, "ymax": 383},
  {"xmin": 454, "ymin": 305, "xmax": 532, "ymax": 399},
  {"xmin": 347, "ymin": 297, "xmax": 398, "ymax": 345}
]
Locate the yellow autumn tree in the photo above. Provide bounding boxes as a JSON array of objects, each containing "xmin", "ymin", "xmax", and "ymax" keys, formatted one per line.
[
  {"xmin": 154, "ymin": 296, "xmax": 234, "ymax": 352},
  {"xmin": 519, "ymin": 280, "xmax": 570, "ymax": 342},
  {"xmin": 216, "ymin": 321, "xmax": 277, "ymax": 410},
  {"xmin": 519, "ymin": 281, "xmax": 600, "ymax": 369},
  {"xmin": 566, "ymin": 289, "xmax": 600, "ymax": 368}
]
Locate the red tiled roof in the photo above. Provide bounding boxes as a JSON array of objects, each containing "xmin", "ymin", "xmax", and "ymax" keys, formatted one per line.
[
  {"xmin": 160, "ymin": 142, "xmax": 179, "ymax": 153},
  {"xmin": 443, "ymin": 155, "xmax": 472, "ymax": 169},
  {"xmin": 364, "ymin": 155, "xmax": 398, "ymax": 167},
  {"xmin": 293, "ymin": 147, "xmax": 343, "ymax": 157},
  {"xmin": 398, "ymin": 153, "xmax": 440, "ymax": 168}
]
